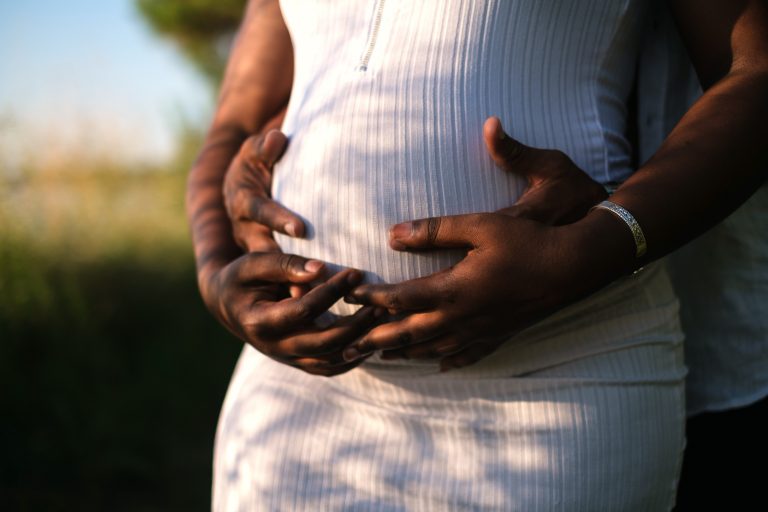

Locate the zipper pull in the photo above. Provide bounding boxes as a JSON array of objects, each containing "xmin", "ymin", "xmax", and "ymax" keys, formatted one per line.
[{"xmin": 355, "ymin": 0, "xmax": 387, "ymax": 72}]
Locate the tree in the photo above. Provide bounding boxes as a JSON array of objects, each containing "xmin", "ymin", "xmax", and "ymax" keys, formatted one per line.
[{"xmin": 135, "ymin": 0, "xmax": 247, "ymax": 84}]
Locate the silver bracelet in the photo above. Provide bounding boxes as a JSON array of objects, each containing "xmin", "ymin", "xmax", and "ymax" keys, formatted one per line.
[{"xmin": 590, "ymin": 200, "xmax": 647, "ymax": 258}]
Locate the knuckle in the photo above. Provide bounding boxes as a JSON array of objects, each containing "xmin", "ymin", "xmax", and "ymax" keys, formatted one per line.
[
  {"xmin": 468, "ymin": 212, "xmax": 490, "ymax": 225},
  {"xmin": 292, "ymin": 301, "xmax": 313, "ymax": 322},
  {"xmin": 384, "ymin": 291, "xmax": 403, "ymax": 311},
  {"xmin": 216, "ymin": 263, "xmax": 236, "ymax": 286},
  {"xmin": 244, "ymin": 318, "xmax": 267, "ymax": 340},
  {"xmin": 356, "ymin": 338, "xmax": 374, "ymax": 354},
  {"xmin": 426, "ymin": 217, "xmax": 442, "ymax": 245},
  {"xmin": 477, "ymin": 212, "xmax": 505, "ymax": 234},
  {"xmin": 250, "ymin": 198, "xmax": 270, "ymax": 224},
  {"xmin": 504, "ymin": 140, "xmax": 526, "ymax": 162},
  {"xmin": 280, "ymin": 254, "xmax": 300, "ymax": 276},
  {"xmin": 442, "ymin": 286, "xmax": 459, "ymax": 305},
  {"xmin": 232, "ymin": 190, "xmax": 254, "ymax": 220},
  {"xmin": 324, "ymin": 276, "xmax": 345, "ymax": 297},
  {"xmin": 259, "ymin": 343, "xmax": 279, "ymax": 358},
  {"xmin": 505, "ymin": 203, "xmax": 533, "ymax": 220},
  {"xmin": 242, "ymin": 134, "xmax": 263, "ymax": 164}
]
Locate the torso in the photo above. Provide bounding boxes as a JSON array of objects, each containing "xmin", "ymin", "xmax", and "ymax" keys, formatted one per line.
[
  {"xmin": 212, "ymin": 4, "xmax": 688, "ymax": 509},
  {"xmin": 274, "ymin": 0, "xmax": 648, "ymax": 296}
]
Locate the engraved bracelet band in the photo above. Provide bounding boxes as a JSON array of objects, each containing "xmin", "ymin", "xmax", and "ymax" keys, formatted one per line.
[{"xmin": 590, "ymin": 200, "xmax": 648, "ymax": 258}]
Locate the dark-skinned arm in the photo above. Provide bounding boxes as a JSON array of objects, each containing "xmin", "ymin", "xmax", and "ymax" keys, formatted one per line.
[
  {"xmin": 187, "ymin": 0, "xmax": 377, "ymax": 376},
  {"xmin": 603, "ymin": 0, "xmax": 768, "ymax": 265}
]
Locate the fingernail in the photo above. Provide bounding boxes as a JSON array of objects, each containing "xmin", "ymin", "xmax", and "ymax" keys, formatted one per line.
[
  {"xmin": 389, "ymin": 222, "xmax": 413, "ymax": 241},
  {"xmin": 343, "ymin": 347, "xmax": 361, "ymax": 362},
  {"xmin": 304, "ymin": 260, "xmax": 324, "ymax": 273},
  {"xmin": 284, "ymin": 222, "xmax": 298, "ymax": 237}
]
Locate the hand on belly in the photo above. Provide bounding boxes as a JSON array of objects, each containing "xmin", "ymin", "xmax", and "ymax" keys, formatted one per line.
[{"xmin": 224, "ymin": 117, "xmax": 607, "ymax": 373}]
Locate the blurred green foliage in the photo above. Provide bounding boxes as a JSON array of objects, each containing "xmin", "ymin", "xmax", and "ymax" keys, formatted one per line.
[
  {"xmin": 0, "ymin": 132, "xmax": 242, "ymax": 510},
  {"xmin": 135, "ymin": 0, "xmax": 247, "ymax": 83},
  {"xmin": 1, "ymin": 2, "xmax": 257, "ymax": 509}
]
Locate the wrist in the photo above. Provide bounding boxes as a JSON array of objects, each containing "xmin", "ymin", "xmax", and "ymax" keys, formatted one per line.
[{"xmin": 558, "ymin": 206, "xmax": 641, "ymax": 299}]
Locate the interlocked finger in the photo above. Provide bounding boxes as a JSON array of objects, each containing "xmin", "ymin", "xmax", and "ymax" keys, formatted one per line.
[
  {"xmin": 344, "ymin": 311, "xmax": 448, "ymax": 360},
  {"xmin": 386, "ymin": 331, "xmax": 469, "ymax": 360},
  {"xmin": 347, "ymin": 276, "xmax": 447, "ymax": 312},
  {"xmin": 258, "ymin": 269, "xmax": 363, "ymax": 334},
  {"xmin": 279, "ymin": 305, "xmax": 380, "ymax": 356}
]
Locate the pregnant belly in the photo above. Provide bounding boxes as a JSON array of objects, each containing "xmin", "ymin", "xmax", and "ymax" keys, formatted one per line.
[
  {"xmin": 268, "ymin": 96, "xmax": 674, "ymax": 375},
  {"xmin": 272, "ymin": 99, "xmax": 527, "ymax": 313}
]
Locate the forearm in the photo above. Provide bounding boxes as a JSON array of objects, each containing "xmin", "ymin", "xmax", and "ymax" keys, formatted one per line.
[
  {"xmin": 570, "ymin": 69, "xmax": 768, "ymax": 295},
  {"xmin": 613, "ymin": 68, "xmax": 768, "ymax": 262},
  {"xmin": 570, "ymin": 2, "xmax": 768, "ymax": 288},
  {"xmin": 211, "ymin": 0, "xmax": 293, "ymax": 134},
  {"xmin": 186, "ymin": 0, "xmax": 292, "ymax": 289}
]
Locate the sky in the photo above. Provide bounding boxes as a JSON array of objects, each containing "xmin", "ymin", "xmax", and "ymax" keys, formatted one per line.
[{"xmin": 0, "ymin": 0, "xmax": 213, "ymax": 168}]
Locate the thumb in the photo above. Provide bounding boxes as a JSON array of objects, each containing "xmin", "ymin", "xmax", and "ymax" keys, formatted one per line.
[
  {"xmin": 259, "ymin": 129, "xmax": 289, "ymax": 166},
  {"xmin": 388, "ymin": 214, "xmax": 486, "ymax": 251},
  {"xmin": 483, "ymin": 116, "xmax": 534, "ymax": 178}
]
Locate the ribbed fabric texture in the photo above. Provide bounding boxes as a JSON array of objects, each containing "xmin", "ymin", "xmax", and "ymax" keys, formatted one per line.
[
  {"xmin": 213, "ymin": 1, "xmax": 687, "ymax": 509},
  {"xmin": 669, "ymin": 186, "xmax": 768, "ymax": 415},
  {"xmin": 273, "ymin": 0, "xmax": 647, "ymax": 292},
  {"xmin": 213, "ymin": 265, "xmax": 686, "ymax": 511}
]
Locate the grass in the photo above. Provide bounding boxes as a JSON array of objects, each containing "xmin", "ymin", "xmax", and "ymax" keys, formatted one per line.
[{"xmin": 0, "ymin": 141, "xmax": 242, "ymax": 511}]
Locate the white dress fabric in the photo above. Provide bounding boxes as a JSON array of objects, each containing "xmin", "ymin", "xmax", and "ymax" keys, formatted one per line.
[
  {"xmin": 669, "ymin": 188, "xmax": 768, "ymax": 415},
  {"xmin": 213, "ymin": 1, "xmax": 687, "ymax": 510}
]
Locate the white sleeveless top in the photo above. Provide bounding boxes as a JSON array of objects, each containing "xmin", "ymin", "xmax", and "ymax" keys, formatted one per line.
[
  {"xmin": 274, "ymin": 0, "xmax": 647, "ymax": 292},
  {"xmin": 212, "ymin": 3, "xmax": 688, "ymax": 509}
]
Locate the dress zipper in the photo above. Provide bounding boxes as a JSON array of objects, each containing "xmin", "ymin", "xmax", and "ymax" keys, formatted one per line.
[{"xmin": 355, "ymin": 0, "xmax": 387, "ymax": 72}]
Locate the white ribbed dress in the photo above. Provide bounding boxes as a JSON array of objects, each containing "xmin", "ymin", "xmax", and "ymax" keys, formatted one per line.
[{"xmin": 213, "ymin": 1, "xmax": 687, "ymax": 510}]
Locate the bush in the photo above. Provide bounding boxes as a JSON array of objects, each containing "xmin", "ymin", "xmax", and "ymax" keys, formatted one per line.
[{"xmin": 0, "ymin": 156, "xmax": 241, "ymax": 511}]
